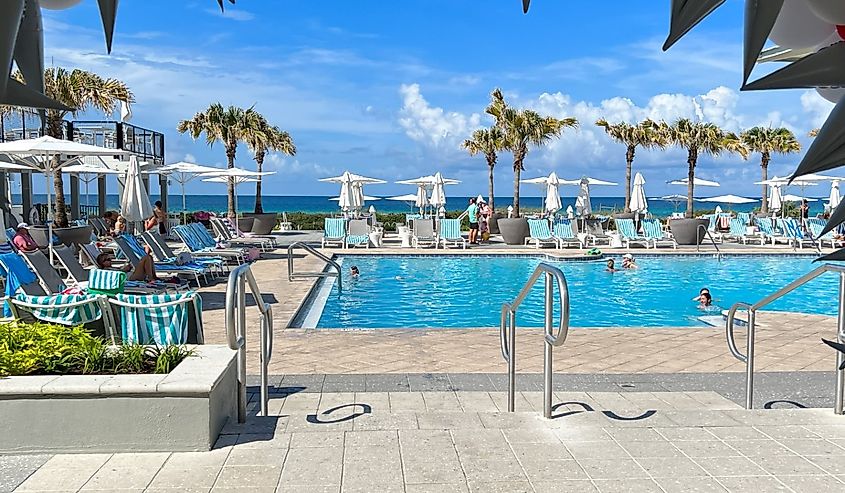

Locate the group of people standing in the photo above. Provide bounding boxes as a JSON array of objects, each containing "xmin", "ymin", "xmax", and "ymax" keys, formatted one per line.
[
  {"xmin": 101, "ymin": 201, "xmax": 167, "ymax": 237},
  {"xmin": 465, "ymin": 197, "xmax": 491, "ymax": 244}
]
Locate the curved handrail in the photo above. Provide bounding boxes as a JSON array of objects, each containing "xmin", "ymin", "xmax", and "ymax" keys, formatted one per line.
[
  {"xmin": 725, "ymin": 302, "xmax": 751, "ymax": 363},
  {"xmin": 502, "ymin": 263, "xmax": 570, "ymax": 347},
  {"xmin": 696, "ymin": 224, "xmax": 722, "ymax": 260},
  {"xmin": 500, "ymin": 303, "xmax": 512, "ymax": 361},
  {"xmin": 287, "ymin": 241, "xmax": 342, "ymax": 292}
]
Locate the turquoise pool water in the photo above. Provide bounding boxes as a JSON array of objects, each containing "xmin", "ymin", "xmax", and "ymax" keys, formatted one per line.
[{"xmin": 307, "ymin": 255, "xmax": 837, "ymax": 329}]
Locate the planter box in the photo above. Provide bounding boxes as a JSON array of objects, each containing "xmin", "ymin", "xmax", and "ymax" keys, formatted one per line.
[
  {"xmin": 498, "ymin": 217, "xmax": 529, "ymax": 245},
  {"xmin": 0, "ymin": 345, "xmax": 237, "ymax": 453},
  {"xmin": 243, "ymin": 213, "xmax": 278, "ymax": 235},
  {"xmin": 236, "ymin": 216, "xmax": 255, "ymax": 233},
  {"xmin": 668, "ymin": 218, "xmax": 711, "ymax": 245}
]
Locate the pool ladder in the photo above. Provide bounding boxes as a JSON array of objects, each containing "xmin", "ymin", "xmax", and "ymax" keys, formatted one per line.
[
  {"xmin": 725, "ymin": 264, "xmax": 845, "ymax": 414},
  {"xmin": 500, "ymin": 263, "xmax": 570, "ymax": 419},
  {"xmin": 696, "ymin": 224, "xmax": 722, "ymax": 261},
  {"xmin": 287, "ymin": 241, "xmax": 342, "ymax": 292}
]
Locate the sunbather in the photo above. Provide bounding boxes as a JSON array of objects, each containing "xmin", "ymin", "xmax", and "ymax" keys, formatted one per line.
[
  {"xmin": 96, "ymin": 249, "xmax": 158, "ymax": 282},
  {"xmin": 11, "ymin": 223, "xmax": 38, "ymax": 253}
]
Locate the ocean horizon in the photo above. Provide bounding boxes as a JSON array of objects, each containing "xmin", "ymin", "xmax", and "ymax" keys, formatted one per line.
[{"xmin": 14, "ymin": 194, "xmax": 827, "ymax": 218}]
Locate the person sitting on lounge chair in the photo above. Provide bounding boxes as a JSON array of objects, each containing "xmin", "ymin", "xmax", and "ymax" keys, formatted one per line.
[
  {"xmin": 11, "ymin": 223, "xmax": 38, "ymax": 253},
  {"xmin": 96, "ymin": 249, "xmax": 158, "ymax": 282}
]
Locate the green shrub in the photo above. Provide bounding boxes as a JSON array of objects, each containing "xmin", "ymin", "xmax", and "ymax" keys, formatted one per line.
[{"xmin": 0, "ymin": 322, "xmax": 193, "ymax": 377}]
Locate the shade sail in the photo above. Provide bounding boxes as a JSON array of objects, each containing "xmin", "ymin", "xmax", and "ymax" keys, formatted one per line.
[{"xmin": 696, "ymin": 194, "xmax": 757, "ymax": 204}]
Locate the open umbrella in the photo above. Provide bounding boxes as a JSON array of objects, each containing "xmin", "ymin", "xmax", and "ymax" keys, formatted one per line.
[
  {"xmin": 159, "ymin": 161, "xmax": 224, "ymax": 221},
  {"xmin": 63, "ymin": 161, "xmax": 123, "ymax": 208},
  {"xmin": 396, "ymin": 174, "xmax": 460, "ymax": 186},
  {"xmin": 200, "ymin": 167, "xmax": 275, "ymax": 226},
  {"xmin": 629, "ymin": 173, "xmax": 648, "ymax": 215},
  {"xmin": 783, "ymin": 194, "xmax": 818, "ymax": 202},
  {"xmin": 320, "ymin": 172, "xmax": 386, "ymax": 185},
  {"xmin": 202, "ymin": 175, "xmax": 260, "ymax": 225},
  {"xmin": 696, "ymin": 194, "xmax": 757, "ymax": 205},
  {"xmin": 667, "ymin": 177, "xmax": 721, "ymax": 187},
  {"xmin": 830, "ymin": 180, "xmax": 841, "ymax": 210},
  {"xmin": 120, "ymin": 156, "xmax": 153, "ymax": 230}
]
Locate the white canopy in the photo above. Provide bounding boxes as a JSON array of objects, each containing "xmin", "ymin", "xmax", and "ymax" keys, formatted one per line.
[
  {"xmin": 568, "ymin": 176, "xmax": 618, "ymax": 186},
  {"xmin": 0, "ymin": 158, "xmax": 36, "ymax": 171},
  {"xmin": 575, "ymin": 177, "xmax": 592, "ymax": 216},
  {"xmin": 659, "ymin": 194, "xmax": 688, "ymax": 201},
  {"xmin": 202, "ymin": 176, "xmax": 261, "ymax": 185},
  {"xmin": 782, "ymin": 194, "xmax": 817, "ymax": 202},
  {"xmin": 320, "ymin": 172, "xmax": 386, "ymax": 184},
  {"xmin": 396, "ymin": 174, "xmax": 460, "ymax": 186},
  {"xmin": 200, "ymin": 167, "xmax": 275, "ymax": 179},
  {"xmin": 545, "ymin": 172, "xmax": 562, "ymax": 213},
  {"xmin": 696, "ymin": 194, "xmax": 757, "ymax": 205},
  {"xmin": 755, "ymin": 175, "xmax": 819, "ymax": 187},
  {"xmin": 667, "ymin": 177, "xmax": 720, "ymax": 187},
  {"xmin": 159, "ymin": 161, "xmax": 224, "ymax": 216},
  {"xmin": 120, "ymin": 156, "xmax": 153, "ymax": 224},
  {"xmin": 565, "ymin": 205, "xmax": 574, "ymax": 219},
  {"xmin": 331, "ymin": 195, "xmax": 379, "ymax": 202},
  {"xmin": 429, "ymin": 172, "xmax": 447, "ymax": 208},
  {"xmin": 521, "ymin": 172, "xmax": 575, "ymax": 186},
  {"xmin": 629, "ymin": 173, "xmax": 648, "ymax": 213},
  {"xmin": 830, "ymin": 180, "xmax": 841, "ymax": 210},
  {"xmin": 385, "ymin": 194, "xmax": 419, "ymax": 201}
]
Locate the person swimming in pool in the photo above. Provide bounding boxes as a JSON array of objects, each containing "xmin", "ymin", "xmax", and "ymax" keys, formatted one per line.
[
  {"xmin": 350, "ymin": 265, "xmax": 360, "ymax": 278},
  {"xmin": 693, "ymin": 287, "xmax": 710, "ymax": 302},
  {"xmin": 698, "ymin": 292, "xmax": 713, "ymax": 309},
  {"xmin": 622, "ymin": 253, "xmax": 638, "ymax": 269},
  {"xmin": 606, "ymin": 259, "xmax": 617, "ymax": 272}
]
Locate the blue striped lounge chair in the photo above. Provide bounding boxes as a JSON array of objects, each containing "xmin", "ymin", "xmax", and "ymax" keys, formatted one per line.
[
  {"xmin": 114, "ymin": 236, "xmax": 205, "ymax": 286},
  {"xmin": 583, "ymin": 219, "xmax": 612, "ymax": 246},
  {"xmin": 346, "ymin": 219, "xmax": 371, "ymax": 248},
  {"xmin": 615, "ymin": 218, "xmax": 650, "ymax": 249},
  {"xmin": 412, "ymin": 219, "xmax": 437, "ymax": 248},
  {"xmin": 756, "ymin": 218, "xmax": 788, "ymax": 245},
  {"xmin": 642, "ymin": 218, "xmax": 677, "ymax": 249},
  {"xmin": 779, "ymin": 218, "xmax": 816, "ymax": 249},
  {"xmin": 552, "ymin": 219, "xmax": 583, "ymax": 249},
  {"xmin": 173, "ymin": 225, "xmax": 245, "ymax": 264},
  {"xmin": 107, "ymin": 291, "xmax": 204, "ymax": 345},
  {"xmin": 726, "ymin": 218, "xmax": 763, "ymax": 245},
  {"xmin": 808, "ymin": 220, "xmax": 845, "ymax": 248},
  {"xmin": 9, "ymin": 293, "xmax": 107, "ymax": 328},
  {"xmin": 141, "ymin": 231, "xmax": 225, "ymax": 276},
  {"xmin": 525, "ymin": 219, "xmax": 559, "ymax": 249},
  {"xmin": 737, "ymin": 212, "xmax": 752, "ymax": 225},
  {"xmin": 0, "ymin": 252, "xmax": 48, "ymax": 316},
  {"xmin": 438, "ymin": 218, "xmax": 466, "ymax": 249},
  {"xmin": 323, "ymin": 218, "xmax": 346, "ymax": 248}
]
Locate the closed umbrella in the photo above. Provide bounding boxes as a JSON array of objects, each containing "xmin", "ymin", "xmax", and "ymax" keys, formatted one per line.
[
  {"xmin": 120, "ymin": 156, "xmax": 153, "ymax": 229},
  {"xmin": 629, "ymin": 173, "xmax": 648, "ymax": 214},
  {"xmin": 338, "ymin": 171, "xmax": 355, "ymax": 212},
  {"xmin": 414, "ymin": 184, "xmax": 429, "ymax": 213},
  {"xmin": 565, "ymin": 205, "xmax": 574, "ymax": 219},
  {"xmin": 575, "ymin": 177, "xmax": 592, "ymax": 216},
  {"xmin": 830, "ymin": 180, "xmax": 841, "ymax": 210},
  {"xmin": 429, "ymin": 172, "xmax": 447, "ymax": 209},
  {"xmin": 769, "ymin": 184, "xmax": 783, "ymax": 213},
  {"xmin": 545, "ymin": 172, "xmax": 562, "ymax": 214}
]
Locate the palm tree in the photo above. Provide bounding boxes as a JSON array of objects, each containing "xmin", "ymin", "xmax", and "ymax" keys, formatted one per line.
[
  {"xmin": 177, "ymin": 104, "xmax": 260, "ymax": 218},
  {"xmin": 462, "ymin": 126, "xmax": 505, "ymax": 210},
  {"xmin": 485, "ymin": 88, "xmax": 577, "ymax": 216},
  {"xmin": 740, "ymin": 127, "xmax": 801, "ymax": 214},
  {"xmin": 13, "ymin": 68, "xmax": 133, "ymax": 227},
  {"xmin": 667, "ymin": 119, "xmax": 748, "ymax": 218},
  {"xmin": 595, "ymin": 118, "xmax": 665, "ymax": 212},
  {"xmin": 243, "ymin": 114, "xmax": 296, "ymax": 214}
]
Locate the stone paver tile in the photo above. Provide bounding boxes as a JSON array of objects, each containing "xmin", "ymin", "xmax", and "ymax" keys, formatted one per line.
[
  {"xmin": 455, "ymin": 392, "xmax": 498, "ymax": 412},
  {"xmin": 519, "ymin": 459, "xmax": 588, "ymax": 481},
  {"xmin": 16, "ymin": 454, "xmax": 110, "ymax": 492},
  {"xmin": 280, "ymin": 447, "xmax": 342, "ymax": 485},
  {"xmin": 603, "ymin": 427, "xmax": 666, "ymax": 442},
  {"xmin": 532, "ymin": 480, "xmax": 598, "ymax": 492},
  {"xmin": 488, "ymin": 391, "xmax": 534, "ymax": 412},
  {"xmin": 672, "ymin": 440, "xmax": 742, "ymax": 458},
  {"xmin": 803, "ymin": 455, "xmax": 845, "ymax": 475},
  {"xmin": 501, "ymin": 427, "xmax": 559, "ymax": 444},
  {"xmin": 577, "ymin": 458, "xmax": 649, "ymax": 480},
  {"xmin": 466, "ymin": 481, "xmax": 532, "ymax": 493},
  {"xmin": 213, "ymin": 465, "xmax": 283, "ymax": 489},
  {"xmin": 0, "ymin": 454, "xmax": 51, "ymax": 493},
  {"xmin": 713, "ymin": 476, "xmax": 790, "ymax": 492},
  {"xmin": 351, "ymin": 411, "xmax": 418, "ymax": 431},
  {"xmin": 224, "ymin": 447, "xmax": 287, "ymax": 466},
  {"xmin": 275, "ymin": 484, "xmax": 339, "ymax": 493},
  {"xmin": 80, "ymin": 465, "xmax": 162, "ymax": 491},
  {"xmin": 146, "ymin": 466, "xmax": 221, "ymax": 490},
  {"xmin": 553, "ymin": 426, "xmax": 611, "ymax": 442},
  {"xmin": 564, "ymin": 440, "xmax": 628, "ymax": 460},
  {"xmin": 636, "ymin": 457, "xmax": 708, "ymax": 478},
  {"xmin": 279, "ymin": 393, "xmax": 322, "ymax": 412},
  {"xmin": 778, "ymin": 475, "xmax": 845, "ymax": 491},
  {"xmin": 416, "ymin": 411, "xmax": 483, "ymax": 430},
  {"xmin": 404, "ymin": 483, "xmax": 469, "ymax": 493},
  {"xmin": 344, "ymin": 430, "xmax": 398, "ymax": 448},
  {"xmin": 289, "ymin": 431, "xmax": 345, "ymax": 448},
  {"xmin": 211, "ymin": 488, "xmax": 275, "ymax": 493},
  {"xmin": 509, "ymin": 442, "xmax": 572, "ymax": 461},
  {"xmin": 421, "ymin": 392, "xmax": 463, "ymax": 411},
  {"xmin": 232, "ymin": 432, "xmax": 291, "ymax": 450},
  {"xmin": 460, "ymin": 458, "xmax": 526, "ymax": 483},
  {"xmin": 477, "ymin": 412, "xmax": 549, "ymax": 430},
  {"xmin": 143, "ymin": 487, "xmax": 211, "ymax": 493},
  {"xmin": 721, "ymin": 439, "xmax": 796, "ymax": 457},
  {"xmin": 284, "ymin": 415, "xmax": 353, "ymax": 433},
  {"xmin": 694, "ymin": 457, "xmax": 768, "ymax": 477},
  {"xmin": 402, "ymin": 458, "xmax": 465, "ymax": 484},
  {"xmin": 340, "ymin": 483, "xmax": 403, "ymax": 493},
  {"xmin": 619, "ymin": 440, "xmax": 685, "ymax": 458},
  {"xmin": 654, "ymin": 477, "xmax": 728, "ymax": 492},
  {"xmin": 804, "ymin": 425, "xmax": 845, "ymax": 439},
  {"xmin": 591, "ymin": 479, "xmax": 663, "ymax": 492},
  {"xmin": 777, "ymin": 438, "xmax": 844, "ymax": 456},
  {"xmin": 656, "ymin": 427, "xmax": 716, "ymax": 442},
  {"xmin": 388, "ymin": 392, "xmax": 426, "ymax": 412},
  {"xmin": 342, "ymin": 451, "xmax": 403, "ymax": 490},
  {"xmin": 748, "ymin": 455, "xmax": 827, "ymax": 476},
  {"xmin": 755, "ymin": 425, "xmax": 821, "ymax": 440},
  {"xmin": 103, "ymin": 453, "xmax": 170, "ymax": 469},
  {"xmin": 705, "ymin": 426, "xmax": 768, "ymax": 441}
]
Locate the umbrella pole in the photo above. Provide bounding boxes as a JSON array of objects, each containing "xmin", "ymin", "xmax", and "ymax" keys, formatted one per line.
[
  {"xmin": 182, "ymin": 180, "xmax": 187, "ymax": 226},
  {"xmin": 45, "ymin": 166, "xmax": 54, "ymax": 265}
]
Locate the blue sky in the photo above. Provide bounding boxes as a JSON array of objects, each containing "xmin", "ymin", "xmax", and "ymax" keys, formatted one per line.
[{"xmin": 31, "ymin": 0, "xmax": 835, "ymax": 198}]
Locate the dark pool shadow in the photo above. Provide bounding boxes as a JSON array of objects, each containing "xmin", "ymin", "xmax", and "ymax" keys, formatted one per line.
[
  {"xmin": 197, "ymin": 291, "xmax": 279, "ymax": 311},
  {"xmin": 764, "ymin": 400, "xmax": 808, "ymax": 409},
  {"xmin": 306, "ymin": 403, "xmax": 372, "ymax": 424},
  {"xmin": 549, "ymin": 401, "xmax": 657, "ymax": 421}
]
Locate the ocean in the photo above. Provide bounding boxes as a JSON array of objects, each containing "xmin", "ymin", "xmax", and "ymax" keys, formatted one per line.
[{"xmin": 15, "ymin": 194, "xmax": 825, "ymax": 218}]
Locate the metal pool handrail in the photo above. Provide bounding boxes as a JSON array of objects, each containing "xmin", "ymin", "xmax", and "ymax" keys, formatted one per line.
[
  {"xmin": 226, "ymin": 263, "xmax": 274, "ymax": 422},
  {"xmin": 287, "ymin": 241, "xmax": 342, "ymax": 293},
  {"xmin": 696, "ymin": 224, "xmax": 722, "ymax": 261},
  {"xmin": 500, "ymin": 263, "xmax": 570, "ymax": 419},
  {"xmin": 725, "ymin": 263, "xmax": 845, "ymax": 413}
]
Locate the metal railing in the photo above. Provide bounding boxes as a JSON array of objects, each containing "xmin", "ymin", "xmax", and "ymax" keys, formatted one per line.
[
  {"xmin": 725, "ymin": 264, "xmax": 845, "ymax": 413},
  {"xmin": 287, "ymin": 241, "xmax": 342, "ymax": 292},
  {"xmin": 226, "ymin": 263, "xmax": 274, "ymax": 422},
  {"xmin": 500, "ymin": 263, "xmax": 570, "ymax": 419},
  {"xmin": 696, "ymin": 224, "xmax": 722, "ymax": 261}
]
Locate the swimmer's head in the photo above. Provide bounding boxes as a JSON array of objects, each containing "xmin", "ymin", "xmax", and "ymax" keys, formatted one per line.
[{"xmin": 351, "ymin": 266, "xmax": 359, "ymax": 275}]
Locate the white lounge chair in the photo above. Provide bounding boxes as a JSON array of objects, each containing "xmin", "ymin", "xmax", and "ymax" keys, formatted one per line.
[
  {"xmin": 525, "ymin": 219, "xmax": 559, "ymax": 249},
  {"xmin": 642, "ymin": 219, "xmax": 677, "ymax": 249},
  {"xmin": 615, "ymin": 218, "xmax": 650, "ymax": 249},
  {"xmin": 438, "ymin": 218, "xmax": 466, "ymax": 249},
  {"xmin": 552, "ymin": 219, "xmax": 583, "ymax": 248}
]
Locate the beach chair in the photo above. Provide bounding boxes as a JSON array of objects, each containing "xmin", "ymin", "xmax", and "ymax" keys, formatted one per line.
[
  {"xmin": 525, "ymin": 219, "xmax": 559, "ymax": 249},
  {"xmin": 437, "ymin": 218, "xmax": 466, "ymax": 249},
  {"xmin": 19, "ymin": 249, "xmax": 67, "ymax": 294},
  {"xmin": 756, "ymin": 218, "xmax": 789, "ymax": 246},
  {"xmin": 9, "ymin": 293, "xmax": 108, "ymax": 327},
  {"xmin": 737, "ymin": 212, "xmax": 752, "ymax": 226},
  {"xmin": 172, "ymin": 225, "xmax": 246, "ymax": 264},
  {"xmin": 141, "ymin": 231, "xmax": 226, "ymax": 276},
  {"xmin": 552, "ymin": 219, "xmax": 583, "ymax": 248},
  {"xmin": 52, "ymin": 244, "xmax": 92, "ymax": 285},
  {"xmin": 106, "ymin": 291, "xmax": 204, "ymax": 345},
  {"xmin": 0, "ymin": 252, "xmax": 47, "ymax": 306},
  {"xmin": 210, "ymin": 217, "xmax": 272, "ymax": 251},
  {"xmin": 808, "ymin": 221, "xmax": 845, "ymax": 248},
  {"xmin": 583, "ymin": 219, "xmax": 612, "ymax": 246},
  {"xmin": 346, "ymin": 219, "xmax": 371, "ymax": 248},
  {"xmin": 113, "ymin": 235, "xmax": 206, "ymax": 286},
  {"xmin": 642, "ymin": 218, "xmax": 677, "ymax": 249},
  {"xmin": 412, "ymin": 219, "xmax": 437, "ymax": 248},
  {"xmin": 322, "ymin": 218, "xmax": 346, "ymax": 248},
  {"xmin": 725, "ymin": 218, "xmax": 764, "ymax": 245},
  {"xmin": 615, "ymin": 218, "xmax": 650, "ymax": 249},
  {"xmin": 223, "ymin": 217, "xmax": 278, "ymax": 247},
  {"xmin": 780, "ymin": 218, "xmax": 816, "ymax": 249}
]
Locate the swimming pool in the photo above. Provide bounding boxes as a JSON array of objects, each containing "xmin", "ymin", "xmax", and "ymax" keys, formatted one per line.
[{"xmin": 297, "ymin": 255, "xmax": 838, "ymax": 329}]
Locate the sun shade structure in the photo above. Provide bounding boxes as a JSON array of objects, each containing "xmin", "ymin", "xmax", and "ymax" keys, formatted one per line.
[
  {"xmin": 159, "ymin": 161, "xmax": 225, "ymax": 220},
  {"xmin": 429, "ymin": 172, "xmax": 448, "ymax": 209},
  {"xmin": 696, "ymin": 194, "xmax": 757, "ymax": 205},
  {"xmin": 667, "ymin": 177, "xmax": 720, "ymax": 187},
  {"xmin": 120, "ymin": 156, "xmax": 152, "ymax": 225},
  {"xmin": 769, "ymin": 183, "xmax": 783, "ymax": 213},
  {"xmin": 385, "ymin": 194, "xmax": 419, "ymax": 202},
  {"xmin": 63, "ymin": 159, "xmax": 124, "ymax": 208},
  {"xmin": 202, "ymin": 175, "xmax": 260, "ymax": 227},
  {"xmin": 830, "ymin": 180, "xmax": 841, "ymax": 210},
  {"xmin": 629, "ymin": 173, "xmax": 648, "ymax": 214},
  {"xmin": 782, "ymin": 194, "xmax": 817, "ymax": 202},
  {"xmin": 201, "ymin": 168, "xmax": 275, "ymax": 223},
  {"xmin": 396, "ymin": 174, "xmax": 460, "ymax": 186},
  {"xmin": 320, "ymin": 172, "xmax": 386, "ymax": 185},
  {"xmin": 545, "ymin": 173, "xmax": 562, "ymax": 213}
]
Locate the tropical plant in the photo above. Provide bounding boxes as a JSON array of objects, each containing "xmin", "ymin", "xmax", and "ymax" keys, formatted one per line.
[
  {"xmin": 243, "ymin": 113, "xmax": 296, "ymax": 214},
  {"xmin": 810, "ymin": 128, "xmax": 820, "ymax": 137},
  {"xmin": 740, "ymin": 126, "xmax": 801, "ymax": 214},
  {"xmin": 595, "ymin": 118, "xmax": 665, "ymax": 212},
  {"xmin": 667, "ymin": 119, "xmax": 748, "ymax": 218},
  {"xmin": 462, "ymin": 126, "xmax": 505, "ymax": 210},
  {"xmin": 12, "ymin": 68, "xmax": 133, "ymax": 227},
  {"xmin": 177, "ymin": 104, "xmax": 261, "ymax": 217},
  {"xmin": 485, "ymin": 88, "xmax": 577, "ymax": 216}
]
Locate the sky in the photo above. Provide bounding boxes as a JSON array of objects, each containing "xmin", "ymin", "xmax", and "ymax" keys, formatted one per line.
[{"xmin": 26, "ymin": 0, "xmax": 837, "ymax": 198}]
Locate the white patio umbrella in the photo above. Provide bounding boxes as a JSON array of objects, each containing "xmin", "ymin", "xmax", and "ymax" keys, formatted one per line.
[
  {"xmin": 120, "ymin": 156, "xmax": 153, "ymax": 231},
  {"xmin": 565, "ymin": 205, "xmax": 574, "ymax": 219},
  {"xmin": 544, "ymin": 172, "xmax": 562, "ymax": 214},
  {"xmin": 629, "ymin": 173, "xmax": 648, "ymax": 215},
  {"xmin": 202, "ymin": 175, "xmax": 259, "ymax": 225},
  {"xmin": 159, "ymin": 161, "xmax": 224, "ymax": 220},
  {"xmin": 63, "ymin": 161, "xmax": 123, "ymax": 208},
  {"xmin": 756, "ymin": 176, "xmax": 818, "ymax": 198},
  {"xmin": 571, "ymin": 177, "xmax": 618, "ymax": 186},
  {"xmin": 396, "ymin": 174, "xmax": 460, "ymax": 186},
  {"xmin": 429, "ymin": 172, "xmax": 447, "ymax": 209},
  {"xmin": 331, "ymin": 195, "xmax": 379, "ymax": 202},
  {"xmin": 782, "ymin": 194, "xmax": 817, "ymax": 202},
  {"xmin": 320, "ymin": 172, "xmax": 387, "ymax": 185},
  {"xmin": 667, "ymin": 177, "xmax": 721, "ymax": 187},
  {"xmin": 385, "ymin": 194, "xmax": 419, "ymax": 201},
  {"xmin": 575, "ymin": 178, "xmax": 592, "ymax": 216},
  {"xmin": 696, "ymin": 194, "xmax": 757, "ymax": 205},
  {"xmin": 769, "ymin": 184, "xmax": 783, "ymax": 213},
  {"xmin": 0, "ymin": 136, "xmax": 129, "ymax": 261},
  {"xmin": 830, "ymin": 180, "xmax": 841, "ymax": 210},
  {"xmin": 414, "ymin": 184, "xmax": 429, "ymax": 213},
  {"xmin": 200, "ymin": 167, "xmax": 276, "ymax": 226}
]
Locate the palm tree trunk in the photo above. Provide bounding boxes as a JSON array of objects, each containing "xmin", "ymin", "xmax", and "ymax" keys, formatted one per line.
[
  {"xmin": 46, "ymin": 116, "xmax": 68, "ymax": 227},
  {"xmin": 685, "ymin": 148, "xmax": 697, "ymax": 219},
  {"xmin": 624, "ymin": 145, "xmax": 635, "ymax": 212},
  {"xmin": 760, "ymin": 152, "xmax": 770, "ymax": 214},
  {"xmin": 486, "ymin": 156, "xmax": 495, "ymax": 211},
  {"xmin": 254, "ymin": 152, "xmax": 264, "ymax": 214},
  {"xmin": 226, "ymin": 144, "xmax": 236, "ymax": 219}
]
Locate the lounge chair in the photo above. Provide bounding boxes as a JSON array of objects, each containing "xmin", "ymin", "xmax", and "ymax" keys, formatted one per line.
[
  {"xmin": 113, "ymin": 235, "xmax": 205, "ymax": 286},
  {"xmin": 755, "ymin": 218, "xmax": 789, "ymax": 246},
  {"xmin": 106, "ymin": 291, "xmax": 204, "ymax": 345},
  {"xmin": 9, "ymin": 293, "xmax": 108, "ymax": 327},
  {"xmin": 52, "ymin": 244, "xmax": 92, "ymax": 285},
  {"xmin": 808, "ymin": 221, "xmax": 845, "ymax": 248},
  {"xmin": 437, "ymin": 218, "xmax": 466, "ymax": 249},
  {"xmin": 524, "ymin": 219, "xmax": 559, "ymax": 249},
  {"xmin": 552, "ymin": 219, "xmax": 583, "ymax": 248},
  {"xmin": 642, "ymin": 218, "xmax": 677, "ymax": 249},
  {"xmin": 322, "ymin": 218, "xmax": 346, "ymax": 248},
  {"xmin": 412, "ymin": 219, "xmax": 437, "ymax": 248},
  {"xmin": 583, "ymin": 219, "xmax": 612, "ymax": 246},
  {"xmin": 223, "ymin": 217, "xmax": 278, "ymax": 247},
  {"xmin": 172, "ymin": 225, "xmax": 246, "ymax": 264},
  {"xmin": 737, "ymin": 212, "xmax": 752, "ymax": 226},
  {"xmin": 725, "ymin": 218, "xmax": 764, "ymax": 245},
  {"xmin": 141, "ymin": 231, "xmax": 226, "ymax": 275},
  {"xmin": 0, "ymin": 252, "xmax": 48, "ymax": 303},
  {"xmin": 210, "ymin": 217, "xmax": 272, "ymax": 251},
  {"xmin": 19, "ymin": 249, "xmax": 67, "ymax": 294},
  {"xmin": 346, "ymin": 219, "xmax": 371, "ymax": 248},
  {"xmin": 779, "ymin": 218, "xmax": 816, "ymax": 249},
  {"xmin": 615, "ymin": 218, "xmax": 650, "ymax": 249}
]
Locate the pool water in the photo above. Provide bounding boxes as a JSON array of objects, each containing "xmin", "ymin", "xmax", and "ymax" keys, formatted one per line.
[{"xmin": 307, "ymin": 255, "xmax": 838, "ymax": 329}]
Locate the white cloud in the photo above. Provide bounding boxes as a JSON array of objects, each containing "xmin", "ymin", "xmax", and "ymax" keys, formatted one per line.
[
  {"xmin": 801, "ymin": 90, "xmax": 835, "ymax": 130},
  {"xmin": 264, "ymin": 154, "xmax": 331, "ymax": 176},
  {"xmin": 184, "ymin": 154, "xmax": 196, "ymax": 163},
  {"xmin": 398, "ymin": 84, "xmax": 481, "ymax": 152}
]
